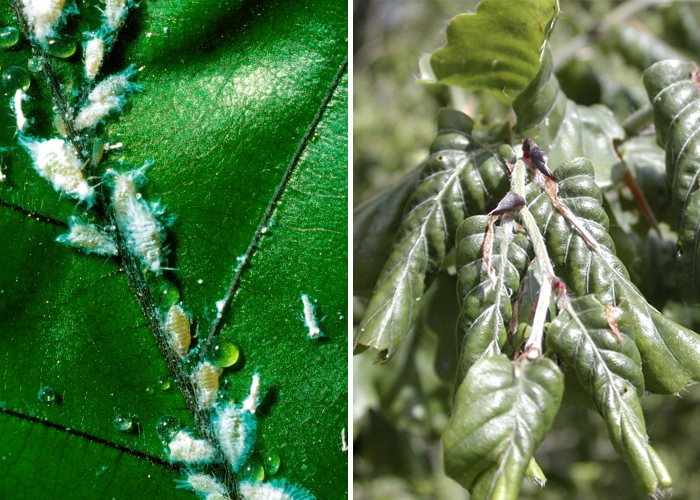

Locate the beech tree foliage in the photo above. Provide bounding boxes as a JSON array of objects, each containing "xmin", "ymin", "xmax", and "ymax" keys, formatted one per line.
[{"xmin": 354, "ymin": 1, "xmax": 700, "ymax": 499}]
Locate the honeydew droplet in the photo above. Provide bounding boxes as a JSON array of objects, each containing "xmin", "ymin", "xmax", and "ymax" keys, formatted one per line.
[
  {"xmin": 243, "ymin": 459, "xmax": 265, "ymax": 482},
  {"xmin": 27, "ymin": 56, "xmax": 43, "ymax": 72},
  {"xmin": 157, "ymin": 375, "xmax": 172, "ymax": 391},
  {"xmin": 209, "ymin": 339, "xmax": 240, "ymax": 368},
  {"xmin": 145, "ymin": 385, "xmax": 155, "ymax": 395},
  {"xmin": 113, "ymin": 413, "xmax": 136, "ymax": 433},
  {"xmin": 0, "ymin": 27, "xmax": 20, "ymax": 50},
  {"xmin": 46, "ymin": 37, "xmax": 77, "ymax": 58},
  {"xmin": 38, "ymin": 386, "xmax": 58, "ymax": 404},
  {"xmin": 263, "ymin": 450, "xmax": 280, "ymax": 476},
  {"xmin": 155, "ymin": 415, "xmax": 181, "ymax": 441},
  {"xmin": 1, "ymin": 66, "xmax": 30, "ymax": 93}
]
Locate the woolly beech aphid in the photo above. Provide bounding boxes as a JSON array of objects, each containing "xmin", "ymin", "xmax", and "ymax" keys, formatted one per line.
[
  {"xmin": 74, "ymin": 95, "xmax": 124, "ymax": 130},
  {"xmin": 56, "ymin": 216, "xmax": 117, "ymax": 256},
  {"xmin": 239, "ymin": 479, "xmax": 315, "ymax": 500},
  {"xmin": 84, "ymin": 34, "xmax": 104, "ymax": 81},
  {"xmin": 108, "ymin": 164, "xmax": 166, "ymax": 273},
  {"xmin": 12, "ymin": 89, "xmax": 28, "ymax": 132},
  {"xmin": 300, "ymin": 294, "xmax": 322, "ymax": 339},
  {"xmin": 176, "ymin": 473, "xmax": 226, "ymax": 496},
  {"xmin": 242, "ymin": 373, "xmax": 261, "ymax": 414},
  {"xmin": 21, "ymin": 138, "xmax": 94, "ymax": 204},
  {"xmin": 75, "ymin": 66, "xmax": 140, "ymax": 130},
  {"xmin": 168, "ymin": 430, "xmax": 219, "ymax": 464},
  {"xmin": 88, "ymin": 66, "xmax": 140, "ymax": 102},
  {"xmin": 194, "ymin": 362, "xmax": 221, "ymax": 409},
  {"xmin": 21, "ymin": 0, "xmax": 66, "ymax": 44},
  {"xmin": 212, "ymin": 403, "xmax": 256, "ymax": 472},
  {"xmin": 164, "ymin": 304, "xmax": 191, "ymax": 357},
  {"xmin": 104, "ymin": 0, "xmax": 128, "ymax": 31}
]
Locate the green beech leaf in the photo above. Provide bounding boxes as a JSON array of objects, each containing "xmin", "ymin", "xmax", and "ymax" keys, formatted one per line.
[
  {"xmin": 355, "ymin": 110, "xmax": 509, "ymax": 362},
  {"xmin": 609, "ymin": 22, "xmax": 684, "ymax": 72},
  {"xmin": 0, "ymin": 0, "xmax": 347, "ymax": 498},
  {"xmin": 443, "ymin": 354, "xmax": 563, "ymax": 500},
  {"xmin": 547, "ymin": 295, "xmax": 672, "ymax": 494},
  {"xmin": 513, "ymin": 48, "xmax": 625, "ymax": 185},
  {"xmin": 525, "ymin": 157, "xmax": 700, "ymax": 394},
  {"xmin": 454, "ymin": 215, "xmax": 532, "ymax": 383},
  {"xmin": 643, "ymin": 59, "xmax": 700, "ymax": 305},
  {"xmin": 423, "ymin": 0, "xmax": 559, "ymax": 103},
  {"xmin": 354, "ymin": 167, "xmax": 421, "ymax": 296}
]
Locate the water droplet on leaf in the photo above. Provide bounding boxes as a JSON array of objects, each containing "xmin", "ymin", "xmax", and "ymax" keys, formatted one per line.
[
  {"xmin": 27, "ymin": 56, "xmax": 43, "ymax": 72},
  {"xmin": 2, "ymin": 66, "xmax": 30, "ymax": 93},
  {"xmin": 0, "ymin": 27, "xmax": 20, "ymax": 50},
  {"xmin": 46, "ymin": 37, "xmax": 76, "ymax": 58},
  {"xmin": 157, "ymin": 375, "xmax": 172, "ymax": 391},
  {"xmin": 113, "ymin": 414, "xmax": 136, "ymax": 433},
  {"xmin": 209, "ymin": 339, "xmax": 240, "ymax": 368},
  {"xmin": 243, "ymin": 459, "xmax": 265, "ymax": 482},
  {"xmin": 263, "ymin": 450, "xmax": 280, "ymax": 475},
  {"xmin": 156, "ymin": 415, "xmax": 181, "ymax": 441},
  {"xmin": 38, "ymin": 386, "xmax": 58, "ymax": 404}
]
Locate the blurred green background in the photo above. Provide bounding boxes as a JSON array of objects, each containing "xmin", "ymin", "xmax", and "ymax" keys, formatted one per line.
[{"xmin": 353, "ymin": 1, "xmax": 700, "ymax": 499}]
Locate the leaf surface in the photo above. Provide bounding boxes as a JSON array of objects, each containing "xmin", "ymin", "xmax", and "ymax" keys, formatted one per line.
[
  {"xmin": 354, "ymin": 110, "xmax": 509, "ymax": 362},
  {"xmin": 442, "ymin": 354, "xmax": 563, "ymax": 500},
  {"xmin": 513, "ymin": 48, "xmax": 625, "ymax": 185},
  {"xmin": 424, "ymin": 0, "xmax": 558, "ymax": 103},
  {"xmin": 0, "ymin": 0, "xmax": 348, "ymax": 498},
  {"xmin": 547, "ymin": 295, "xmax": 672, "ymax": 494}
]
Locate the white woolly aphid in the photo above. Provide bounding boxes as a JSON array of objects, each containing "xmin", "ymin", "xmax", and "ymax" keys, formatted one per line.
[
  {"xmin": 56, "ymin": 216, "xmax": 117, "ymax": 256},
  {"xmin": 21, "ymin": 137, "xmax": 94, "ymax": 204},
  {"xmin": 104, "ymin": 0, "xmax": 128, "ymax": 31},
  {"xmin": 168, "ymin": 430, "xmax": 219, "ymax": 464},
  {"xmin": 84, "ymin": 33, "xmax": 105, "ymax": 80},
  {"xmin": 205, "ymin": 494, "xmax": 228, "ymax": 500},
  {"xmin": 21, "ymin": 0, "xmax": 68, "ymax": 44},
  {"xmin": 239, "ymin": 480, "xmax": 315, "ymax": 500},
  {"xmin": 300, "ymin": 294, "xmax": 322, "ymax": 339},
  {"xmin": 176, "ymin": 473, "xmax": 226, "ymax": 497},
  {"xmin": 242, "ymin": 373, "xmax": 261, "ymax": 414},
  {"xmin": 108, "ymin": 164, "xmax": 166, "ymax": 273},
  {"xmin": 11, "ymin": 89, "xmax": 28, "ymax": 132},
  {"xmin": 212, "ymin": 403, "xmax": 256, "ymax": 473},
  {"xmin": 75, "ymin": 66, "xmax": 140, "ymax": 130}
]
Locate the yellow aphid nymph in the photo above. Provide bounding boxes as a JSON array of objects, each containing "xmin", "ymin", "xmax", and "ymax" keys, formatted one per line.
[
  {"xmin": 164, "ymin": 305, "xmax": 190, "ymax": 358},
  {"xmin": 194, "ymin": 362, "xmax": 221, "ymax": 409}
]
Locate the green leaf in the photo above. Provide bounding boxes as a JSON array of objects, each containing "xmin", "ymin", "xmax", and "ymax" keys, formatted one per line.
[
  {"xmin": 0, "ymin": 0, "xmax": 347, "ymax": 498},
  {"xmin": 608, "ymin": 22, "xmax": 684, "ymax": 73},
  {"xmin": 442, "ymin": 354, "xmax": 563, "ymax": 500},
  {"xmin": 525, "ymin": 157, "xmax": 700, "ymax": 394},
  {"xmin": 547, "ymin": 295, "xmax": 672, "ymax": 494},
  {"xmin": 454, "ymin": 214, "xmax": 532, "ymax": 383},
  {"xmin": 355, "ymin": 109, "xmax": 509, "ymax": 362},
  {"xmin": 643, "ymin": 59, "xmax": 700, "ymax": 305},
  {"xmin": 424, "ymin": 0, "xmax": 559, "ymax": 103},
  {"xmin": 513, "ymin": 48, "xmax": 625, "ymax": 185},
  {"xmin": 353, "ymin": 167, "xmax": 421, "ymax": 296}
]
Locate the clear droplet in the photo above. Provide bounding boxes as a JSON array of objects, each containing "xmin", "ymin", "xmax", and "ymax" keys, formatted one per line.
[
  {"xmin": 27, "ymin": 56, "xmax": 43, "ymax": 72},
  {"xmin": 243, "ymin": 459, "xmax": 265, "ymax": 482},
  {"xmin": 46, "ymin": 37, "xmax": 76, "ymax": 58},
  {"xmin": 263, "ymin": 450, "xmax": 280, "ymax": 476},
  {"xmin": 1, "ymin": 66, "xmax": 30, "ymax": 93},
  {"xmin": 38, "ymin": 386, "xmax": 58, "ymax": 404},
  {"xmin": 113, "ymin": 413, "xmax": 136, "ymax": 433},
  {"xmin": 161, "ymin": 285, "xmax": 180, "ymax": 308},
  {"xmin": 209, "ymin": 339, "xmax": 240, "ymax": 368},
  {"xmin": 155, "ymin": 415, "xmax": 181, "ymax": 441},
  {"xmin": 157, "ymin": 375, "xmax": 172, "ymax": 391},
  {"xmin": 0, "ymin": 27, "xmax": 20, "ymax": 50},
  {"xmin": 145, "ymin": 385, "xmax": 155, "ymax": 395}
]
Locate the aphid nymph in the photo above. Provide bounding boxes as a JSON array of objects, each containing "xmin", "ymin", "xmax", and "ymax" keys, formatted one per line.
[
  {"xmin": 21, "ymin": 137, "xmax": 95, "ymax": 205},
  {"xmin": 212, "ymin": 403, "xmax": 256, "ymax": 473},
  {"xmin": 84, "ymin": 33, "xmax": 105, "ymax": 81},
  {"xmin": 194, "ymin": 361, "xmax": 221, "ymax": 409},
  {"xmin": 175, "ymin": 473, "xmax": 226, "ymax": 496},
  {"xmin": 12, "ymin": 89, "xmax": 28, "ymax": 133},
  {"xmin": 301, "ymin": 293, "xmax": 323, "ymax": 339},
  {"xmin": 242, "ymin": 372, "xmax": 261, "ymax": 414},
  {"xmin": 56, "ymin": 216, "xmax": 117, "ymax": 256},
  {"xmin": 168, "ymin": 430, "xmax": 219, "ymax": 464},
  {"xmin": 239, "ymin": 479, "xmax": 315, "ymax": 500},
  {"xmin": 21, "ymin": 0, "xmax": 69, "ymax": 45},
  {"xmin": 104, "ymin": 0, "xmax": 128, "ymax": 31},
  {"xmin": 164, "ymin": 304, "xmax": 191, "ymax": 358}
]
